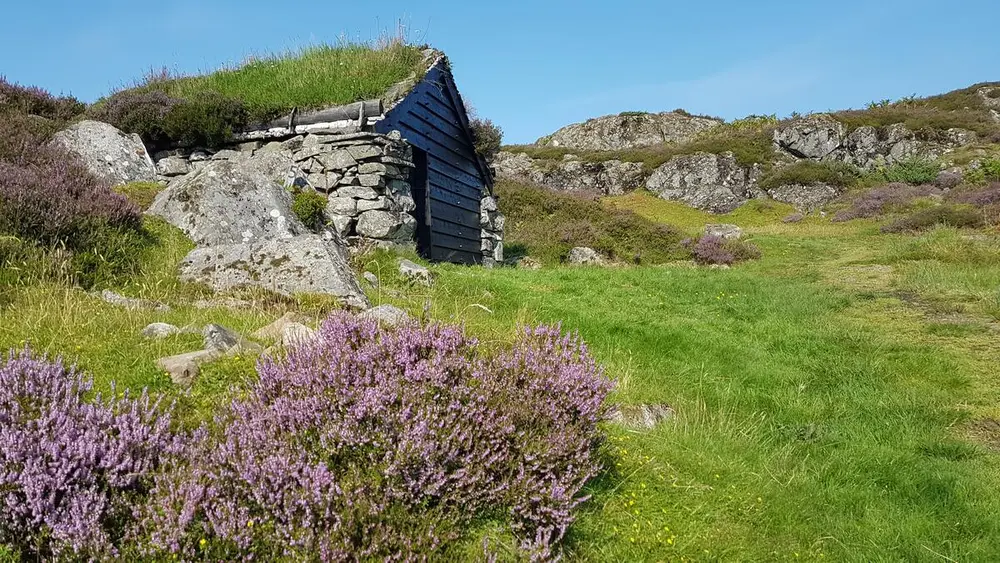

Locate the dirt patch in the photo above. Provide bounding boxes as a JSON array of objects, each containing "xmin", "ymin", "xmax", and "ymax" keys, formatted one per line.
[{"xmin": 967, "ymin": 418, "xmax": 1000, "ymax": 451}]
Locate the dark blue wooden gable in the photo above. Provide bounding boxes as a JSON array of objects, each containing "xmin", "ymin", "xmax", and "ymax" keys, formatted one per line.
[{"xmin": 374, "ymin": 62, "xmax": 490, "ymax": 265}]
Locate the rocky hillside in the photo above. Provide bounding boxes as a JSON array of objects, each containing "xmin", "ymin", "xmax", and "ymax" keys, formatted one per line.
[
  {"xmin": 536, "ymin": 110, "xmax": 722, "ymax": 151},
  {"xmin": 497, "ymin": 83, "xmax": 1000, "ymax": 213}
]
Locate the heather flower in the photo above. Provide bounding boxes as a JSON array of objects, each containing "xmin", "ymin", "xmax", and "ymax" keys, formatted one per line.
[
  {"xmin": 139, "ymin": 313, "xmax": 614, "ymax": 561},
  {"xmin": 690, "ymin": 235, "xmax": 761, "ymax": 266},
  {"xmin": 0, "ymin": 347, "xmax": 177, "ymax": 559},
  {"xmin": 832, "ymin": 183, "xmax": 941, "ymax": 221}
]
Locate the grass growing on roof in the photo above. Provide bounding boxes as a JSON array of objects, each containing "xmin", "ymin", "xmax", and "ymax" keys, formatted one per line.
[{"xmin": 156, "ymin": 43, "xmax": 425, "ymax": 121}]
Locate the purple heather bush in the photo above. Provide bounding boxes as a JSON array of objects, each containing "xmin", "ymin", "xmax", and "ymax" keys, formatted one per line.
[
  {"xmin": 137, "ymin": 313, "xmax": 613, "ymax": 561},
  {"xmin": 687, "ymin": 235, "xmax": 762, "ymax": 266},
  {"xmin": 832, "ymin": 183, "xmax": 941, "ymax": 222},
  {"xmin": 945, "ymin": 182, "xmax": 1000, "ymax": 207},
  {"xmin": 88, "ymin": 88, "xmax": 180, "ymax": 148},
  {"xmin": 0, "ymin": 77, "xmax": 85, "ymax": 121},
  {"xmin": 0, "ymin": 348, "xmax": 177, "ymax": 559}
]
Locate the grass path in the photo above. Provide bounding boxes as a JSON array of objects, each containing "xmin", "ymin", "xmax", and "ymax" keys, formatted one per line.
[{"xmin": 3, "ymin": 200, "xmax": 1000, "ymax": 560}]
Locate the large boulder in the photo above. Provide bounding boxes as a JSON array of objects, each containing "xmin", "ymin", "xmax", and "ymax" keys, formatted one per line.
[
  {"xmin": 645, "ymin": 152, "xmax": 758, "ymax": 213},
  {"xmin": 493, "ymin": 152, "xmax": 644, "ymax": 195},
  {"xmin": 179, "ymin": 234, "xmax": 369, "ymax": 310},
  {"xmin": 51, "ymin": 120, "xmax": 156, "ymax": 186},
  {"xmin": 773, "ymin": 116, "xmax": 845, "ymax": 159},
  {"xmin": 148, "ymin": 153, "xmax": 304, "ymax": 246},
  {"xmin": 536, "ymin": 111, "xmax": 722, "ymax": 151}
]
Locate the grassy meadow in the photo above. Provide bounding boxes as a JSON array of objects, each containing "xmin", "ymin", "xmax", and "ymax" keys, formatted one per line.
[{"xmin": 3, "ymin": 187, "xmax": 1000, "ymax": 560}]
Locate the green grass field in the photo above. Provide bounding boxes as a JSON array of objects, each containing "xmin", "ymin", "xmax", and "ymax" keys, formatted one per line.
[{"xmin": 3, "ymin": 192, "xmax": 1000, "ymax": 560}]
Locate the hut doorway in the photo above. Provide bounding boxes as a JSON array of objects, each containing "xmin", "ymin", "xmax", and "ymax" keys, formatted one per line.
[{"xmin": 409, "ymin": 148, "xmax": 432, "ymax": 258}]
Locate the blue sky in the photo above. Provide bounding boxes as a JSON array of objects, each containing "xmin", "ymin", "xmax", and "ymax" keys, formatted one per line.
[{"xmin": 2, "ymin": 0, "xmax": 997, "ymax": 144}]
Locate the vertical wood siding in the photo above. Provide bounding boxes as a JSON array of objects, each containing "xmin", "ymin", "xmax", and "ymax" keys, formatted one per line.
[{"xmin": 375, "ymin": 64, "xmax": 487, "ymax": 264}]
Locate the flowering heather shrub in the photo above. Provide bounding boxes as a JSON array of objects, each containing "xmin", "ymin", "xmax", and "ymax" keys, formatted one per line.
[
  {"xmin": 0, "ymin": 77, "xmax": 85, "ymax": 121},
  {"xmin": 139, "ymin": 314, "xmax": 613, "ymax": 560},
  {"xmin": 89, "ymin": 88, "xmax": 180, "ymax": 147},
  {"xmin": 688, "ymin": 235, "xmax": 761, "ymax": 266},
  {"xmin": 161, "ymin": 91, "xmax": 249, "ymax": 148},
  {"xmin": 945, "ymin": 183, "xmax": 1000, "ymax": 207},
  {"xmin": 881, "ymin": 205, "xmax": 984, "ymax": 233},
  {"xmin": 832, "ymin": 183, "xmax": 941, "ymax": 221},
  {"xmin": 0, "ymin": 348, "xmax": 177, "ymax": 559}
]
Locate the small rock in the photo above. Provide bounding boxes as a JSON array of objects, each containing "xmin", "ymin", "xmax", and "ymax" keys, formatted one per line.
[
  {"xmin": 399, "ymin": 259, "xmax": 432, "ymax": 285},
  {"xmin": 782, "ymin": 213, "xmax": 805, "ymax": 224},
  {"xmin": 517, "ymin": 256, "xmax": 542, "ymax": 270},
  {"xmin": 704, "ymin": 224, "xmax": 743, "ymax": 240},
  {"xmin": 363, "ymin": 271, "xmax": 379, "ymax": 287},
  {"xmin": 281, "ymin": 322, "xmax": 317, "ymax": 347},
  {"xmin": 203, "ymin": 324, "xmax": 260, "ymax": 354},
  {"xmin": 567, "ymin": 247, "xmax": 604, "ymax": 265},
  {"xmin": 358, "ymin": 304, "xmax": 412, "ymax": 328},
  {"xmin": 251, "ymin": 312, "xmax": 311, "ymax": 342},
  {"xmin": 607, "ymin": 404, "xmax": 675, "ymax": 430},
  {"xmin": 100, "ymin": 290, "xmax": 170, "ymax": 312},
  {"xmin": 142, "ymin": 322, "xmax": 180, "ymax": 339},
  {"xmin": 157, "ymin": 349, "xmax": 222, "ymax": 387}
]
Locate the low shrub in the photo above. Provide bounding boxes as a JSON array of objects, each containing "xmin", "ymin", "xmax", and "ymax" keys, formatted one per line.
[
  {"xmin": 161, "ymin": 91, "xmax": 249, "ymax": 148},
  {"xmin": 137, "ymin": 314, "xmax": 613, "ymax": 560},
  {"xmin": 0, "ymin": 348, "xmax": 177, "ymax": 560},
  {"xmin": 497, "ymin": 180, "xmax": 688, "ymax": 264},
  {"xmin": 687, "ymin": 235, "xmax": 761, "ymax": 266},
  {"xmin": 875, "ymin": 158, "xmax": 940, "ymax": 185},
  {"xmin": 833, "ymin": 183, "xmax": 941, "ymax": 221},
  {"xmin": 881, "ymin": 205, "xmax": 984, "ymax": 233},
  {"xmin": 0, "ymin": 77, "xmax": 85, "ymax": 121},
  {"xmin": 291, "ymin": 188, "xmax": 327, "ymax": 231},
  {"xmin": 88, "ymin": 88, "xmax": 179, "ymax": 148},
  {"xmin": 945, "ymin": 183, "xmax": 1000, "ymax": 207},
  {"xmin": 470, "ymin": 116, "xmax": 503, "ymax": 162},
  {"xmin": 981, "ymin": 157, "xmax": 1000, "ymax": 182},
  {"xmin": 758, "ymin": 160, "xmax": 860, "ymax": 191}
]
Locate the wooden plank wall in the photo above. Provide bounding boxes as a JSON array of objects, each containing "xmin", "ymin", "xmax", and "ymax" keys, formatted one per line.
[{"xmin": 375, "ymin": 65, "xmax": 486, "ymax": 264}]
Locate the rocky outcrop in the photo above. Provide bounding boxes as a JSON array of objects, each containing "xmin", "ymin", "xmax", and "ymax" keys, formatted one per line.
[
  {"xmin": 645, "ymin": 152, "xmax": 762, "ymax": 213},
  {"xmin": 149, "ymin": 150, "xmax": 368, "ymax": 308},
  {"xmin": 51, "ymin": 120, "xmax": 156, "ymax": 186},
  {"xmin": 481, "ymin": 195, "xmax": 504, "ymax": 267},
  {"xmin": 773, "ymin": 116, "xmax": 973, "ymax": 170},
  {"xmin": 766, "ymin": 183, "xmax": 842, "ymax": 210},
  {"xmin": 567, "ymin": 247, "xmax": 604, "ymax": 265},
  {"xmin": 493, "ymin": 151, "xmax": 644, "ymax": 196},
  {"xmin": 537, "ymin": 111, "xmax": 721, "ymax": 151}
]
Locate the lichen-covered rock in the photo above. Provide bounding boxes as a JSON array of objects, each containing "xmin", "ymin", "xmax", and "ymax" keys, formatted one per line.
[
  {"xmin": 773, "ymin": 116, "xmax": 845, "ymax": 159},
  {"xmin": 399, "ymin": 259, "xmax": 431, "ymax": 285},
  {"xmin": 148, "ymin": 153, "xmax": 304, "ymax": 246},
  {"xmin": 51, "ymin": 120, "xmax": 156, "ymax": 186},
  {"xmin": 765, "ymin": 183, "xmax": 841, "ymax": 211},
  {"xmin": 567, "ymin": 247, "xmax": 604, "ymax": 265},
  {"xmin": 537, "ymin": 111, "xmax": 722, "ymax": 151},
  {"xmin": 645, "ymin": 152, "xmax": 756, "ymax": 213},
  {"xmin": 493, "ymin": 152, "xmax": 644, "ymax": 195},
  {"xmin": 358, "ymin": 304, "xmax": 412, "ymax": 328},
  {"xmin": 356, "ymin": 210, "xmax": 414, "ymax": 241},
  {"xmin": 179, "ymin": 234, "xmax": 369, "ymax": 310},
  {"xmin": 704, "ymin": 224, "xmax": 743, "ymax": 240}
]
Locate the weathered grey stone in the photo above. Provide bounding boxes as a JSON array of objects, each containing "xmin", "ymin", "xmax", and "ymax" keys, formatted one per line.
[
  {"xmin": 537, "ymin": 111, "xmax": 722, "ymax": 151},
  {"xmin": 252, "ymin": 312, "xmax": 311, "ymax": 342},
  {"xmin": 766, "ymin": 183, "xmax": 841, "ymax": 210},
  {"xmin": 567, "ymin": 246, "xmax": 604, "ymax": 265},
  {"xmin": 327, "ymin": 197, "xmax": 358, "ymax": 216},
  {"xmin": 773, "ymin": 116, "xmax": 845, "ymax": 159},
  {"xmin": 149, "ymin": 153, "xmax": 303, "ymax": 246},
  {"xmin": 494, "ymin": 152, "xmax": 645, "ymax": 196},
  {"xmin": 238, "ymin": 141, "xmax": 262, "ymax": 152},
  {"xmin": 281, "ymin": 322, "xmax": 317, "ymax": 347},
  {"xmin": 357, "ymin": 210, "xmax": 406, "ymax": 239},
  {"xmin": 100, "ymin": 290, "xmax": 170, "ymax": 312},
  {"xmin": 51, "ymin": 120, "xmax": 156, "ymax": 186},
  {"xmin": 782, "ymin": 212, "xmax": 805, "ymax": 223},
  {"xmin": 347, "ymin": 145, "xmax": 382, "ymax": 161},
  {"xmin": 157, "ymin": 349, "xmax": 221, "ymax": 387},
  {"xmin": 211, "ymin": 149, "xmax": 244, "ymax": 161},
  {"xmin": 399, "ymin": 259, "xmax": 431, "ymax": 285},
  {"xmin": 157, "ymin": 156, "xmax": 190, "ymax": 177},
  {"xmin": 358, "ymin": 162, "xmax": 388, "ymax": 174},
  {"xmin": 316, "ymin": 150, "xmax": 357, "ymax": 170},
  {"xmin": 704, "ymin": 224, "xmax": 743, "ymax": 240},
  {"xmin": 179, "ymin": 234, "xmax": 369, "ymax": 309},
  {"xmin": 645, "ymin": 152, "xmax": 753, "ymax": 213},
  {"xmin": 396, "ymin": 194, "xmax": 416, "ymax": 213},
  {"xmin": 142, "ymin": 322, "xmax": 180, "ymax": 339},
  {"xmin": 607, "ymin": 404, "xmax": 675, "ymax": 430},
  {"xmin": 336, "ymin": 185, "xmax": 380, "ymax": 200},
  {"xmin": 188, "ymin": 150, "xmax": 211, "ymax": 161},
  {"xmin": 945, "ymin": 128, "xmax": 977, "ymax": 146},
  {"xmin": 358, "ymin": 305, "xmax": 412, "ymax": 328},
  {"xmin": 203, "ymin": 324, "xmax": 261, "ymax": 354},
  {"xmin": 295, "ymin": 144, "xmax": 333, "ymax": 161},
  {"xmin": 362, "ymin": 271, "xmax": 379, "ymax": 287},
  {"xmin": 330, "ymin": 214, "xmax": 354, "ymax": 236},
  {"xmin": 358, "ymin": 174, "xmax": 385, "ymax": 188},
  {"xmin": 357, "ymin": 197, "xmax": 392, "ymax": 212}
]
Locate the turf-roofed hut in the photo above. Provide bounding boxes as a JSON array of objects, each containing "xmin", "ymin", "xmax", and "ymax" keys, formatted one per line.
[{"xmin": 151, "ymin": 47, "xmax": 504, "ymax": 266}]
